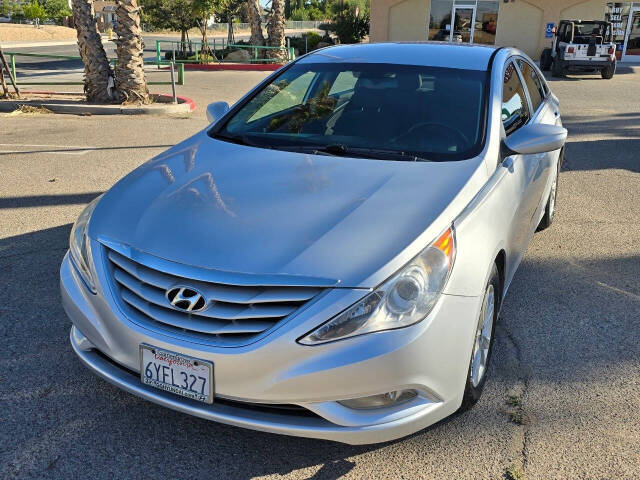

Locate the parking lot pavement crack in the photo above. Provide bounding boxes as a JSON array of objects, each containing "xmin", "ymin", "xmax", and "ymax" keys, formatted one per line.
[{"xmin": 499, "ymin": 323, "xmax": 532, "ymax": 475}]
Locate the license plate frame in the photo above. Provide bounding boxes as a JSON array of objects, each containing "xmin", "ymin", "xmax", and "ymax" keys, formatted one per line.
[{"xmin": 139, "ymin": 344, "xmax": 214, "ymax": 404}]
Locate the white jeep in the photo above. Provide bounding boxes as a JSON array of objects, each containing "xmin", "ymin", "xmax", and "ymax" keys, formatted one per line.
[{"xmin": 540, "ymin": 20, "xmax": 617, "ymax": 79}]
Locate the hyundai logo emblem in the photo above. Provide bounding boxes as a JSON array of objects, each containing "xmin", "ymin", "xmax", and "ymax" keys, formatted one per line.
[{"xmin": 166, "ymin": 286, "xmax": 207, "ymax": 312}]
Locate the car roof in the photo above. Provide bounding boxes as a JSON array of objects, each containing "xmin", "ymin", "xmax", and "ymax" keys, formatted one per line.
[{"xmin": 298, "ymin": 42, "xmax": 500, "ymax": 71}]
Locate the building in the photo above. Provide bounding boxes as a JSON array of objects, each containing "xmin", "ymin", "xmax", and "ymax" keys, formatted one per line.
[
  {"xmin": 93, "ymin": 0, "xmax": 117, "ymax": 32},
  {"xmin": 370, "ymin": 1, "xmax": 640, "ymax": 62}
]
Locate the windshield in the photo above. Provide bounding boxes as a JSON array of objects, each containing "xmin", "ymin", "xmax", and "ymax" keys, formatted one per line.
[
  {"xmin": 212, "ymin": 62, "xmax": 488, "ymax": 161},
  {"xmin": 572, "ymin": 22, "xmax": 609, "ymax": 43}
]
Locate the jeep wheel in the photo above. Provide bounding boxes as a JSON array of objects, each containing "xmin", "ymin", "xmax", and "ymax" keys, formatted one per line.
[
  {"xmin": 552, "ymin": 58, "xmax": 564, "ymax": 77},
  {"xmin": 540, "ymin": 49, "xmax": 552, "ymax": 71},
  {"xmin": 601, "ymin": 62, "xmax": 616, "ymax": 79}
]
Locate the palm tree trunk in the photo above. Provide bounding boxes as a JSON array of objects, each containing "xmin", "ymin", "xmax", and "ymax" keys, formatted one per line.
[
  {"xmin": 113, "ymin": 0, "xmax": 149, "ymax": 103},
  {"xmin": 266, "ymin": 0, "xmax": 286, "ymax": 61},
  {"xmin": 247, "ymin": 0, "xmax": 265, "ymax": 46},
  {"xmin": 71, "ymin": 0, "xmax": 113, "ymax": 103},
  {"xmin": 227, "ymin": 17, "xmax": 235, "ymax": 45}
]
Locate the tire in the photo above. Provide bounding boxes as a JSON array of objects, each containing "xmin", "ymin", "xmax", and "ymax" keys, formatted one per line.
[
  {"xmin": 540, "ymin": 49, "xmax": 552, "ymax": 71},
  {"xmin": 460, "ymin": 264, "xmax": 500, "ymax": 411},
  {"xmin": 601, "ymin": 62, "xmax": 616, "ymax": 79},
  {"xmin": 537, "ymin": 149, "xmax": 562, "ymax": 231},
  {"xmin": 551, "ymin": 57, "xmax": 564, "ymax": 77}
]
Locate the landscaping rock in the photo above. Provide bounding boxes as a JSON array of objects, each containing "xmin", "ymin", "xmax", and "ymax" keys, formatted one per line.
[{"xmin": 225, "ymin": 49, "xmax": 252, "ymax": 62}]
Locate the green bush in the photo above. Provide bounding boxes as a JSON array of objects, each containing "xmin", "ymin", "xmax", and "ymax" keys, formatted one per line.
[
  {"xmin": 287, "ymin": 31, "xmax": 331, "ymax": 54},
  {"xmin": 23, "ymin": 1, "xmax": 47, "ymax": 20},
  {"xmin": 290, "ymin": 7, "xmax": 309, "ymax": 21},
  {"xmin": 327, "ymin": 6, "xmax": 369, "ymax": 44},
  {"xmin": 44, "ymin": 0, "xmax": 71, "ymax": 23}
]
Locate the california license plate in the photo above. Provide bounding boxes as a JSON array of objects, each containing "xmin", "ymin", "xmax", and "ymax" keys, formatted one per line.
[{"xmin": 140, "ymin": 345, "xmax": 214, "ymax": 404}]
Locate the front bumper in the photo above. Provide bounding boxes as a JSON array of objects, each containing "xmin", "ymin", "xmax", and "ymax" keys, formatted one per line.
[{"xmin": 61, "ymin": 252, "xmax": 482, "ymax": 445}]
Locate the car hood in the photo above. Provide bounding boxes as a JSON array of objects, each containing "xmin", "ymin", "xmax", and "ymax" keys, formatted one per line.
[{"xmin": 89, "ymin": 133, "xmax": 485, "ymax": 288}]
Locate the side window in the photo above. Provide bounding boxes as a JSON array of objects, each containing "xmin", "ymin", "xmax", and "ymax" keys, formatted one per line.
[
  {"xmin": 502, "ymin": 61, "xmax": 530, "ymax": 136},
  {"xmin": 516, "ymin": 59, "xmax": 546, "ymax": 113},
  {"xmin": 328, "ymin": 71, "xmax": 358, "ymax": 96},
  {"xmin": 247, "ymin": 71, "xmax": 316, "ymax": 122}
]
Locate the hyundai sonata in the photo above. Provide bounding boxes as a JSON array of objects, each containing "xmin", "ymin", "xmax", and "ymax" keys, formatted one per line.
[{"xmin": 61, "ymin": 43, "xmax": 566, "ymax": 444}]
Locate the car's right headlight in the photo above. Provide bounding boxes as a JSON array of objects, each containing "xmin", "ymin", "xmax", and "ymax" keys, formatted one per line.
[
  {"xmin": 69, "ymin": 195, "xmax": 103, "ymax": 294},
  {"xmin": 298, "ymin": 227, "xmax": 455, "ymax": 345}
]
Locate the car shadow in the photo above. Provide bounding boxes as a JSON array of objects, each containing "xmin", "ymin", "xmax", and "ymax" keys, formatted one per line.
[
  {"xmin": 561, "ymin": 113, "xmax": 640, "ymax": 173},
  {"xmin": 1, "ymin": 223, "xmax": 639, "ymax": 478}
]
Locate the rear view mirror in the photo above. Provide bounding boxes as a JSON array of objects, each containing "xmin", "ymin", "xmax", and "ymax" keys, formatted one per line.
[
  {"xmin": 206, "ymin": 101, "xmax": 230, "ymax": 124},
  {"xmin": 503, "ymin": 124, "xmax": 567, "ymax": 155}
]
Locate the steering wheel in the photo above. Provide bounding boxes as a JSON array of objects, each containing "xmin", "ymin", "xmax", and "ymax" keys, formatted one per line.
[{"xmin": 392, "ymin": 122, "xmax": 470, "ymax": 151}]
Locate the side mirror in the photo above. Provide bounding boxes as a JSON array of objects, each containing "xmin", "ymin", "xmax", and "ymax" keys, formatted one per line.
[
  {"xmin": 206, "ymin": 101, "xmax": 230, "ymax": 124},
  {"xmin": 503, "ymin": 124, "xmax": 567, "ymax": 155}
]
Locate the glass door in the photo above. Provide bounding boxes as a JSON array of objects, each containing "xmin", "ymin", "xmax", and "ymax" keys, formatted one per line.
[
  {"xmin": 451, "ymin": 7, "xmax": 476, "ymax": 43},
  {"xmin": 622, "ymin": 9, "xmax": 640, "ymax": 60}
]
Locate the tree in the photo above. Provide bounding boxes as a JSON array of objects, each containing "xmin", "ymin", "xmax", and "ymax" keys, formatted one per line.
[
  {"xmin": 192, "ymin": 0, "xmax": 217, "ymax": 55},
  {"xmin": 326, "ymin": 1, "xmax": 369, "ymax": 44},
  {"xmin": 141, "ymin": 0, "xmax": 198, "ymax": 55},
  {"xmin": 71, "ymin": 0, "xmax": 114, "ymax": 103},
  {"xmin": 214, "ymin": 0, "xmax": 244, "ymax": 45},
  {"xmin": 266, "ymin": 0, "xmax": 286, "ymax": 60},
  {"xmin": 23, "ymin": 1, "xmax": 47, "ymax": 22},
  {"xmin": 113, "ymin": 0, "xmax": 149, "ymax": 103},
  {"xmin": 44, "ymin": 0, "xmax": 71, "ymax": 23},
  {"xmin": 246, "ymin": 0, "xmax": 264, "ymax": 46}
]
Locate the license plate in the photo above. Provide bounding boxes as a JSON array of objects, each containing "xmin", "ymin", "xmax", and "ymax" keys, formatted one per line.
[{"xmin": 140, "ymin": 345, "xmax": 214, "ymax": 404}]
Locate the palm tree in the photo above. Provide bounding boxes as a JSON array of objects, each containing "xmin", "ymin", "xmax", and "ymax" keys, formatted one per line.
[
  {"xmin": 113, "ymin": 0, "xmax": 149, "ymax": 103},
  {"xmin": 71, "ymin": 0, "xmax": 113, "ymax": 103},
  {"xmin": 247, "ymin": 0, "xmax": 265, "ymax": 46},
  {"xmin": 266, "ymin": 0, "xmax": 286, "ymax": 60}
]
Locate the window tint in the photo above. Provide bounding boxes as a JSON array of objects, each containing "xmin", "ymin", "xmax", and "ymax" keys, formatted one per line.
[
  {"xmin": 219, "ymin": 62, "xmax": 488, "ymax": 161},
  {"xmin": 248, "ymin": 71, "xmax": 316, "ymax": 122},
  {"xmin": 516, "ymin": 59, "xmax": 546, "ymax": 113},
  {"xmin": 328, "ymin": 71, "xmax": 358, "ymax": 95},
  {"xmin": 502, "ymin": 62, "xmax": 530, "ymax": 135}
]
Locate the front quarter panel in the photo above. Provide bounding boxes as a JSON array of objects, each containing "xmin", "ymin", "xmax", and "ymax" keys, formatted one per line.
[{"xmin": 444, "ymin": 50, "xmax": 513, "ymax": 297}]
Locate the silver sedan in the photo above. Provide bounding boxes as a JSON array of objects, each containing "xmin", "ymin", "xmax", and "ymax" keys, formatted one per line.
[{"xmin": 61, "ymin": 42, "xmax": 566, "ymax": 445}]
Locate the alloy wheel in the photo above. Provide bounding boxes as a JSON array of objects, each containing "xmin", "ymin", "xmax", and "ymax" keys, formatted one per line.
[
  {"xmin": 548, "ymin": 173, "xmax": 558, "ymax": 220},
  {"xmin": 471, "ymin": 284, "xmax": 495, "ymax": 387}
]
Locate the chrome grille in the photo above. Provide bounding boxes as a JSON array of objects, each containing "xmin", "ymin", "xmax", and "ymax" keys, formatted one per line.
[{"xmin": 104, "ymin": 247, "xmax": 323, "ymax": 346}]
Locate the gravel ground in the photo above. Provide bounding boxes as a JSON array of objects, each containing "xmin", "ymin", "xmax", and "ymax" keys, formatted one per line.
[
  {"xmin": 0, "ymin": 66, "xmax": 639, "ymax": 480},
  {"xmin": 0, "ymin": 24, "xmax": 77, "ymax": 42}
]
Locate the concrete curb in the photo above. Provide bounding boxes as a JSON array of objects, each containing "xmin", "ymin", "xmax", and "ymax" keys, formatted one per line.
[{"xmin": 0, "ymin": 92, "xmax": 196, "ymax": 115}]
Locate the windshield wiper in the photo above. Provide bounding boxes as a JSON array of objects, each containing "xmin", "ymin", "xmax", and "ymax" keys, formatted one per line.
[{"xmin": 281, "ymin": 144, "xmax": 432, "ymax": 162}]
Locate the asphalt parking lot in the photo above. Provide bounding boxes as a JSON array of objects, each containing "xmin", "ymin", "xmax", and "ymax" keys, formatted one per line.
[{"xmin": 1, "ymin": 65, "xmax": 639, "ymax": 479}]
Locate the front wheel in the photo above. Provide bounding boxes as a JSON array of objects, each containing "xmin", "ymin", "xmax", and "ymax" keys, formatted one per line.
[
  {"xmin": 601, "ymin": 62, "xmax": 616, "ymax": 79},
  {"xmin": 537, "ymin": 150, "xmax": 562, "ymax": 231},
  {"xmin": 460, "ymin": 265, "xmax": 500, "ymax": 411}
]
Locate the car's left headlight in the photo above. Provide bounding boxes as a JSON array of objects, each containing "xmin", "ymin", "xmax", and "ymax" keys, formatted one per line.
[
  {"xmin": 298, "ymin": 227, "xmax": 456, "ymax": 345},
  {"xmin": 69, "ymin": 195, "xmax": 103, "ymax": 294}
]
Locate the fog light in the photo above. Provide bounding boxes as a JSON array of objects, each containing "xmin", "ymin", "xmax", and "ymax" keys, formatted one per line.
[{"xmin": 338, "ymin": 390, "xmax": 418, "ymax": 410}]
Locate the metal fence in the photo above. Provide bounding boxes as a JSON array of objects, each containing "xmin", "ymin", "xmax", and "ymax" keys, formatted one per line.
[
  {"xmin": 156, "ymin": 40, "xmax": 295, "ymax": 64},
  {"xmin": 4, "ymin": 51, "xmax": 185, "ymax": 86},
  {"xmin": 206, "ymin": 21, "xmax": 325, "ymax": 31}
]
